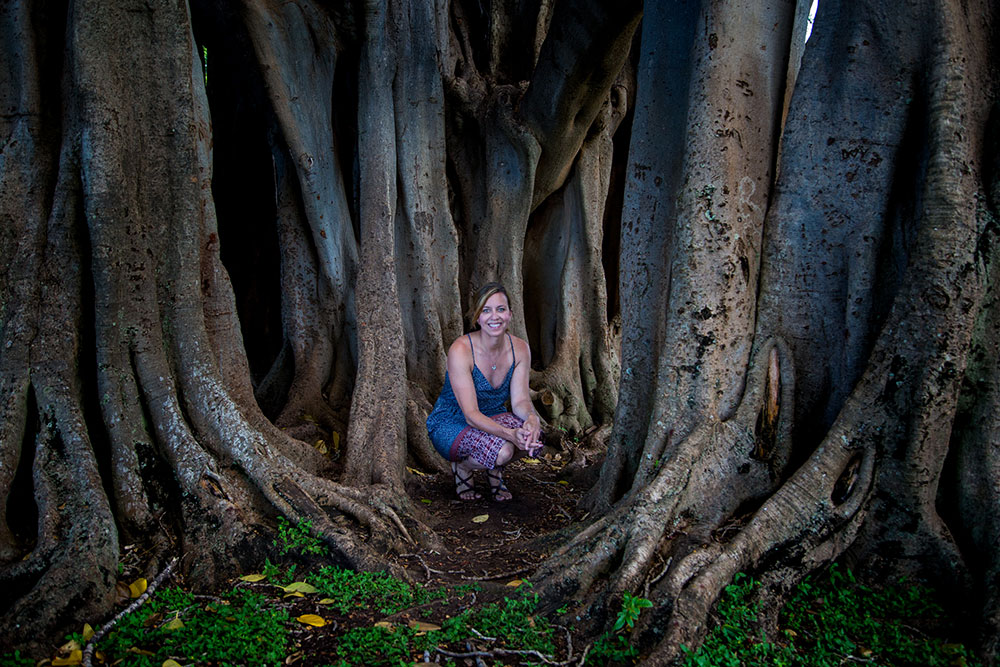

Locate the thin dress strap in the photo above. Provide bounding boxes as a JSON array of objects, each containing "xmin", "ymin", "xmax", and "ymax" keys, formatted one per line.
[
  {"xmin": 467, "ymin": 333, "xmax": 476, "ymax": 363},
  {"xmin": 507, "ymin": 333, "xmax": 515, "ymax": 366}
]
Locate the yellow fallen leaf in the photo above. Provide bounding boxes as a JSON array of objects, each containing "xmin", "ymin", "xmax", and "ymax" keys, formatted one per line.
[
  {"xmin": 60, "ymin": 640, "xmax": 81, "ymax": 653},
  {"xmin": 557, "ymin": 480, "xmax": 569, "ymax": 485},
  {"xmin": 318, "ymin": 598, "xmax": 335, "ymax": 605},
  {"xmin": 239, "ymin": 573, "xmax": 267, "ymax": 582},
  {"xmin": 165, "ymin": 616, "xmax": 184, "ymax": 630},
  {"xmin": 523, "ymin": 458, "xmax": 541, "ymax": 465},
  {"xmin": 82, "ymin": 623, "xmax": 95, "ymax": 641},
  {"xmin": 471, "ymin": 514, "xmax": 489, "ymax": 523},
  {"xmin": 284, "ymin": 591, "xmax": 305, "ymax": 598},
  {"xmin": 163, "ymin": 660, "xmax": 183, "ymax": 667},
  {"xmin": 129, "ymin": 577, "xmax": 148, "ymax": 598},
  {"xmin": 420, "ymin": 498, "xmax": 432, "ymax": 504},
  {"xmin": 407, "ymin": 620, "xmax": 441, "ymax": 631},
  {"xmin": 52, "ymin": 650, "xmax": 82, "ymax": 666},
  {"xmin": 374, "ymin": 621, "xmax": 395, "ymax": 630},
  {"xmin": 331, "ymin": 431, "xmax": 340, "ymax": 449},
  {"xmin": 313, "ymin": 439, "xmax": 328, "ymax": 454},
  {"xmin": 506, "ymin": 579, "xmax": 524, "ymax": 587},
  {"xmin": 282, "ymin": 581, "xmax": 319, "ymax": 594},
  {"xmin": 296, "ymin": 614, "xmax": 327, "ymax": 627},
  {"xmin": 406, "ymin": 466, "xmax": 427, "ymax": 477}
]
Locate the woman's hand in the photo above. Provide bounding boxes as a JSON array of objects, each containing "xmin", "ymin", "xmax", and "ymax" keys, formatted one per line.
[{"xmin": 516, "ymin": 417, "xmax": 543, "ymax": 456}]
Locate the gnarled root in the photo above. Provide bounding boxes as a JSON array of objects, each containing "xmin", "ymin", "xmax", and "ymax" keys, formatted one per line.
[{"xmin": 533, "ymin": 339, "xmax": 795, "ymax": 628}]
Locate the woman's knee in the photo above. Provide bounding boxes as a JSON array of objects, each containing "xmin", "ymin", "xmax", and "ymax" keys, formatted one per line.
[{"xmin": 495, "ymin": 442, "xmax": 515, "ymax": 467}]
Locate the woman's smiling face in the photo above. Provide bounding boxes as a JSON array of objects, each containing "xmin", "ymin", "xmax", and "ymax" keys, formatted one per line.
[{"xmin": 477, "ymin": 292, "xmax": 511, "ymax": 336}]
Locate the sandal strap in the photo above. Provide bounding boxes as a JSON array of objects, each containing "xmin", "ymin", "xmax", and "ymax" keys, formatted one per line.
[
  {"xmin": 452, "ymin": 462, "xmax": 480, "ymax": 498},
  {"xmin": 487, "ymin": 470, "xmax": 511, "ymax": 499}
]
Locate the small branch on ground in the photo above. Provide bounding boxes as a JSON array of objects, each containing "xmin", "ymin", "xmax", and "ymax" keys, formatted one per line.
[
  {"xmin": 82, "ymin": 557, "xmax": 178, "ymax": 667},
  {"xmin": 436, "ymin": 623, "xmax": 578, "ymax": 666},
  {"xmin": 460, "ymin": 566, "xmax": 533, "ymax": 581},
  {"xmin": 438, "ymin": 645, "xmax": 563, "ymax": 665}
]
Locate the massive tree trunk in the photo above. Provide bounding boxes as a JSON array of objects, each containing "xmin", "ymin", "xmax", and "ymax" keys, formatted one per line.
[
  {"xmin": 1, "ymin": 0, "xmax": 997, "ymax": 662},
  {"xmin": 537, "ymin": 0, "xmax": 1000, "ymax": 663}
]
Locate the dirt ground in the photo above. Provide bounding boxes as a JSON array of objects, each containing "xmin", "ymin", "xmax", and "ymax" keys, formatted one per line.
[
  {"xmin": 285, "ymin": 450, "xmax": 596, "ymax": 665},
  {"xmin": 402, "ymin": 451, "xmax": 591, "ymax": 581}
]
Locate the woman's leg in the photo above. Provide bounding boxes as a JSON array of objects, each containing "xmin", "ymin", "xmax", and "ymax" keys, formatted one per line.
[
  {"xmin": 487, "ymin": 442, "xmax": 515, "ymax": 501},
  {"xmin": 451, "ymin": 414, "xmax": 522, "ymax": 500},
  {"xmin": 451, "ymin": 459, "xmax": 482, "ymax": 500}
]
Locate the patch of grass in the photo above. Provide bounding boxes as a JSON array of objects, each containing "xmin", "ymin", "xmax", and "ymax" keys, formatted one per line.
[
  {"xmin": 275, "ymin": 516, "xmax": 328, "ymax": 557},
  {"xmin": 448, "ymin": 586, "xmax": 557, "ymax": 655},
  {"xmin": 680, "ymin": 565, "xmax": 981, "ymax": 667},
  {"xmin": 85, "ymin": 586, "xmax": 290, "ymax": 667},
  {"xmin": 583, "ymin": 592, "xmax": 649, "ymax": 666},
  {"xmin": 308, "ymin": 565, "xmax": 452, "ymax": 615},
  {"xmin": 0, "ymin": 651, "xmax": 34, "ymax": 667},
  {"xmin": 316, "ymin": 584, "xmax": 558, "ymax": 666},
  {"xmin": 4, "ymin": 554, "xmax": 979, "ymax": 666}
]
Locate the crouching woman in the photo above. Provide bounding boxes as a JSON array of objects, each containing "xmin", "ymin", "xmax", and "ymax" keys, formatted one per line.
[{"xmin": 426, "ymin": 282, "xmax": 543, "ymax": 501}]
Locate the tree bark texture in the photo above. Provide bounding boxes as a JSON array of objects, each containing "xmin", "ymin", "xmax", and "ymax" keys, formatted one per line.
[{"xmin": 1, "ymin": 0, "xmax": 998, "ymax": 661}]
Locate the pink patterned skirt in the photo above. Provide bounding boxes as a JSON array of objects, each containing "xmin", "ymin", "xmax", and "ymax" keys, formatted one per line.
[{"xmin": 449, "ymin": 412, "xmax": 524, "ymax": 469}]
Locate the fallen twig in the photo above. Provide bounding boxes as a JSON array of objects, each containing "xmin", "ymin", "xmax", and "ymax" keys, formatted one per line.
[
  {"xmin": 81, "ymin": 557, "xmax": 178, "ymax": 667},
  {"xmin": 470, "ymin": 627, "xmax": 497, "ymax": 641},
  {"xmin": 437, "ymin": 644, "xmax": 577, "ymax": 666},
  {"xmin": 555, "ymin": 624, "xmax": 574, "ymax": 663},
  {"xmin": 400, "ymin": 552, "xmax": 435, "ymax": 581},
  {"xmin": 459, "ymin": 565, "xmax": 533, "ymax": 581}
]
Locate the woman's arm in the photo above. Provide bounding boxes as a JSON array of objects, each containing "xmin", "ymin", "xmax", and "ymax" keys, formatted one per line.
[
  {"xmin": 509, "ymin": 337, "xmax": 542, "ymax": 452},
  {"xmin": 447, "ymin": 337, "xmax": 520, "ymax": 443}
]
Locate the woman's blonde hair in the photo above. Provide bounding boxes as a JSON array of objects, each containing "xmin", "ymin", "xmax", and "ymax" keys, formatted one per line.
[{"xmin": 467, "ymin": 282, "xmax": 509, "ymax": 329}]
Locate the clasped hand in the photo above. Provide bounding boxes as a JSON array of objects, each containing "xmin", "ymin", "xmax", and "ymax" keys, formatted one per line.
[{"xmin": 515, "ymin": 424, "xmax": 543, "ymax": 457}]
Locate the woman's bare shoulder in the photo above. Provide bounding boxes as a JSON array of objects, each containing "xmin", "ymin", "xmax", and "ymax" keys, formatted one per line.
[
  {"xmin": 447, "ymin": 335, "xmax": 473, "ymax": 359},
  {"xmin": 509, "ymin": 334, "xmax": 532, "ymax": 360}
]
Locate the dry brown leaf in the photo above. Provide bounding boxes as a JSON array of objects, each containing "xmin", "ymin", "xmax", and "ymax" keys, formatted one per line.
[
  {"xmin": 115, "ymin": 581, "xmax": 132, "ymax": 602},
  {"xmin": 506, "ymin": 579, "xmax": 524, "ymax": 587},
  {"xmin": 374, "ymin": 621, "xmax": 396, "ymax": 630}
]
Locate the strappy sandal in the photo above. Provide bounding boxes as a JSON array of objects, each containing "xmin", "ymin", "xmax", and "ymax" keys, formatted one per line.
[
  {"xmin": 452, "ymin": 462, "xmax": 481, "ymax": 500},
  {"xmin": 487, "ymin": 469, "xmax": 512, "ymax": 502}
]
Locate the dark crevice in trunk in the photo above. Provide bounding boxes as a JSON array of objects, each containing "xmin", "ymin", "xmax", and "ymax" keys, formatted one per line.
[
  {"xmin": 193, "ymin": 3, "xmax": 284, "ymax": 390},
  {"xmin": 7, "ymin": 383, "xmax": 39, "ymax": 550}
]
